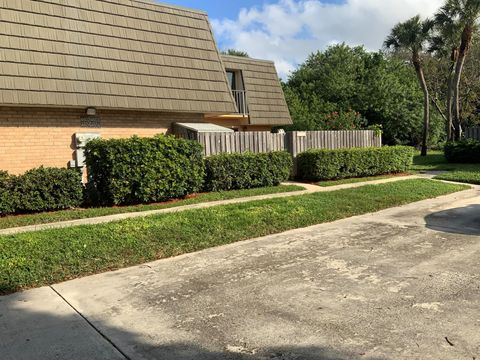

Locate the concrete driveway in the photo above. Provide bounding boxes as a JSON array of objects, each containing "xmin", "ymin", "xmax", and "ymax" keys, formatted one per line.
[{"xmin": 1, "ymin": 187, "xmax": 480, "ymax": 360}]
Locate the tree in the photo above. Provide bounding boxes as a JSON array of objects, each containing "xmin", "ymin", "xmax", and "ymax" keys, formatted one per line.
[
  {"xmin": 221, "ymin": 49, "xmax": 250, "ymax": 57},
  {"xmin": 285, "ymin": 45, "xmax": 368, "ymax": 131},
  {"xmin": 287, "ymin": 44, "xmax": 369, "ymax": 111},
  {"xmin": 437, "ymin": 0, "xmax": 480, "ymax": 140},
  {"xmin": 385, "ymin": 16, "xmax": 434, "ymax": 156},
  {"xmin": 284, "ymin": 44, "xmax": 443, "ymax": 146},
  {"xmin": 460, "ymin": 34, "xmax": 480, "ymax": 126},
  {"xmin": 364, "ymin": 53, "xmax": 444, "ymax": 147},
  {"xmin": 431, "ymin": 6, "xmax": 463, "ymax": 140},
  {"xmin": 424, "ymin": 32, "xmax": 480, "ymax": 134}
]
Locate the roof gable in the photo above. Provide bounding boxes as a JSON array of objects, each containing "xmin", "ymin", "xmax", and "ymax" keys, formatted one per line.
[
  {"xmin": 222, "ymin": 55, "xmax": 292, "ymax": 126},
  {"xmin": 0, "ymin": 0, "xmax": 236, "ymax": 114}
]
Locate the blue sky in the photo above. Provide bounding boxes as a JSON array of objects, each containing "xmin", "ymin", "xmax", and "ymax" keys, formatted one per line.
[
  {"xmin": 164, "ymin": 1, "xmax": 277, "ymax": 19},
  {"xmin": 159, "ymin": 0, "xmax": 443, "ymax": 78},
  {"xmin": 164, "ymin": 1, "xmax": 344, "ymax": 18}
]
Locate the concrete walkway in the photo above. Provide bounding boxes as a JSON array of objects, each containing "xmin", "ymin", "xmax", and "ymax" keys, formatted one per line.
[
  {"xmin": 0, "ymin": 175, "xmax": 420, "ymax": 236},
  {"xmin": 1, "ymin": 186, "xmax": 479, "ymax": 360}
]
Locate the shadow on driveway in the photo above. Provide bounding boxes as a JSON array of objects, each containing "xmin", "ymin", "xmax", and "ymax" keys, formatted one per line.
[
  {"xmin": 0, "ymin": 290, "xmax": 384, "ymax": 360},
  {"xmin": 425, "ymin": 204, "xmax": 480, "ymax": 235}
]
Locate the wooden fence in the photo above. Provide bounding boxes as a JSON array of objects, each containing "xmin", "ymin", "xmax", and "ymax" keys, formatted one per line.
[
  {"xmin": 285, "ymin": 131, "xmax": 381, "ymax": 159},
  {"xmin": 465, "ymin": 128, "xmax": 480, "ymax": 140},
  {"xmin": 197, "ymin": 132, "xmax": 285, "ymax": 156},
  {"xmin": 178, "ymin": 130, "xmax": 381, "ymax": 175},
  {"xmin": 192, "ymin": 130, "xmax": 381, "ymax": 157}
]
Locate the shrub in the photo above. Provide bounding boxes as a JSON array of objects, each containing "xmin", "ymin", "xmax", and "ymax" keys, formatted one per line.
[
  {"xmin": 297, "ymin": 146, "xmax": 414, "ymax": 181},
  {"xmin": 444, "ymin": 140, "xmax": 480, "ymax": 163},
  {"xmin": 14, "ymin": 167, "xmax": 83, "ymax": 212},
  {"xmin": 204, "ymin": 152, "xmax": 292, "ymax": 191},
  {"xmin": 85, "ymin": 135, "xmax": 205, "ymax": 205},
  {"xmin": 0, "ymin": 167, "xmax": 83, "ymax": 215},
  {"xmin": 0, "ymin": 171, "xmax": 16, "ymax": 216}
]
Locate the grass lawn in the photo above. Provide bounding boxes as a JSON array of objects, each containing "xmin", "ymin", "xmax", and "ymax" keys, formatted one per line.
[
  {"xmin": 411, "ymin": 150, "xmax": 480, "ymax": 172},
  {"xmin": 0, "ymin": 179, "xmax": 468, "ymax": 295},
  {"xmin": 411, "ymin": 151, "xmax": 480, "ymax": 184},
  {"xmin": 317, "ymin": 173, "xmax": 412, "ymax": 187},
  {"xmin": 0, "ymin": 185, "xmax": 304, "ymax": 230},
  {"xmin": 435, "ymin": 171, "xmax": 480, "ymax": 185}
]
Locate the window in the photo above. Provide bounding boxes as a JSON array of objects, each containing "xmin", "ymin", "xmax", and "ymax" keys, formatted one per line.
[
  {"xmin": 226, "ymin": 70, "xmax": 248, "ymax": 114},
  {"xmin": 226, "ymin": 70, "xmax": 236, "ymax": 90}
]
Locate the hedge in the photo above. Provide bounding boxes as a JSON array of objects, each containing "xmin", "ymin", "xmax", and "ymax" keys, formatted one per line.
[
  {"xmin": 204, "ymin": 151, "xmax": 292, "ymax": 191},
  {"xmin": 0, "ymin": 167, "xmax": 83, "ymax": 216},
  {"xmin": 444, "ymin": 140, "xmax": 480, "ymax": 163},
  {"xmin": 297, "ymin": 146, "xmax": 414, "ymax": 181},
  {"xmin": 85, "ymin": 135, "xmax": 205, "ymax": 205},
  {"xmin": 0, "ymin": 171, "xmax": 15, "ymax": 215}
]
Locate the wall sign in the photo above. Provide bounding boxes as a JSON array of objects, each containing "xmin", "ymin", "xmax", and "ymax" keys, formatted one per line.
[{"xmin": 80, "ymin": 116, "xmax": 101, "ymax": 128}]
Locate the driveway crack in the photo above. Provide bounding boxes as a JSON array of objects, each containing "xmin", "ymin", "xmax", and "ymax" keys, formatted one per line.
[{"xmin": 49, "ymin": 285, "xmax": 130, "ymax": 360}]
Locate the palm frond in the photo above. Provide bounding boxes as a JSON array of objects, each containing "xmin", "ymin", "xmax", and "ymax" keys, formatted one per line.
[
  {"xmin": 384, "ymin": 15, "xmax": 433, "ymax": 53},
  {"xmin": 384, "ymin": 34, "xmax": 400, "ymax": 50}
]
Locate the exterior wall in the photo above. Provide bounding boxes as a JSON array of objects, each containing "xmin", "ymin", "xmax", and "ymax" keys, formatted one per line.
[
  {"xmin": 207, "ymin": 117, "xmax": 249, "ymax": 130},
  {"xmin": 0, "ymin": 107, "xmax": 203, "ymax": 174},
  {"xmin": 243, "ymin": 125, "xmax": 275, "ymax": 132}
]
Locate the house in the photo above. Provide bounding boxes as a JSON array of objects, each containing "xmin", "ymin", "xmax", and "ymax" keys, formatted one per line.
[
  {"xmin": 207, "ymin": 55, "xmax": 292, "ymax": 132},
  {"xmin": 0, "ymin": 0, "xmax": 292, "ymax": 174}
]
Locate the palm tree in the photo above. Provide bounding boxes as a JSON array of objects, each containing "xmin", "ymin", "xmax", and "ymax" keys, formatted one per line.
[
  {"xmin": 385, "ymin": 16, "xmax": 434, "ymax": 156},
  {"xmin": 221, "ymin": 49, "xmax": 250, "ymax": 58},
  {"xmin": 439, "ymin": 0, "xmax": 480, "ymax": 140},
  {"xmin": 431, "ymin": 7, "xmax": 463, "ymax": 140}
]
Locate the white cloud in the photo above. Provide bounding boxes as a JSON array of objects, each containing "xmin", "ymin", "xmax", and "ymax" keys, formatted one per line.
[{"xmin": 211, "ymin": 0, "xmax": 444, "ymax": 79}]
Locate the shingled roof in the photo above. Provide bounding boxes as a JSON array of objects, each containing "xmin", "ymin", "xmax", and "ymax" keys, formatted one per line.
[
  {"xmin": 0, "ymin": 0, "xmax": 237, "ymax": 114},
  {"xmin": 221, "ymin": 55, "xmax": 292, "ymax": 126}
]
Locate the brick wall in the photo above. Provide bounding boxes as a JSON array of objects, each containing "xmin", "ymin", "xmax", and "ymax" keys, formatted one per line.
[{"xmin": 0, "ymin": 107, "xmax": 203, "ymax": 174}]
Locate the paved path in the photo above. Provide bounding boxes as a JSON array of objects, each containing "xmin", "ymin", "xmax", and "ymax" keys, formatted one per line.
[
  {"xmin": 1, "ymin": 186, "xmax": 479, "ymax": 360},
  {"xmin": 0, "ymin": 175, "xmax": 419, "ymax": 236}
]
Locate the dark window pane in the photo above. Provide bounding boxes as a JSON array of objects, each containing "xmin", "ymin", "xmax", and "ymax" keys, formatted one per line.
[{"xmin": 226, "ymin": 71, "xmax": 236, "ymax": 90}]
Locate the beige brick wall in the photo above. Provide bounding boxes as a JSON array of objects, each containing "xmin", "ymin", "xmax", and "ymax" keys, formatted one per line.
[{"xmin": 0, "ymin": 107, "xmax": 203, "ymax": 174}]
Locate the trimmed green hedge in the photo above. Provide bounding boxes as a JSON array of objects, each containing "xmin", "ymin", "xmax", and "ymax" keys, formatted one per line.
[
  {"xmin": 204, "ymin": 152, "xmax": 292, "ymax": 191},
  {"xmin": 444, "ymin": 140, "xmax": 480, "ymax": 163},
  {"xmin": 0, "ymin": 171, "xmax": 16, "ymax": 215},
  {"xmin": 0, "ymin": 167, "xmax": 83, "ymax": 216},
  {"xmin": 297, "ymin": 146, "xmax": 414, "ymax": 181},
  {"xmin": 85, "ymin": 135, "xmax": 205, "ymax": 205}
]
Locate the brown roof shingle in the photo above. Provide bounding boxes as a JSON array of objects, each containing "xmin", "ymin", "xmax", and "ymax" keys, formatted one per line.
[
  {"xmin": 0, "ymin": 0, "xmax": 236, "ymax": 113},
  {"xmin": 221, "ymin": 55, "xmax": 292, "ymax": 126}
]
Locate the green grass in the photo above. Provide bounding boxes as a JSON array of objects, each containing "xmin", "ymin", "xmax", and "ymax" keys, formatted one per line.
[
  {"xmin": 0, "ymin": 185, "xmax": 304, "ymax": 230},
  {"xmin": 435, "ymin": 171, "xmax": 480, "ymax": 185},
  {"xmin": 411, "ymin": 151, "xmax": 480, "ymax": 185},
  {"xmin": 411, "ymin": 150, "xmax": 480, "ymax": 172},
  {"xmin": 0, "ymin": 179, "xmax": 467, "ymax": 295},
  {"xmin": 317, "ymin": 173, "xmax": 412, "ymax": 187}
]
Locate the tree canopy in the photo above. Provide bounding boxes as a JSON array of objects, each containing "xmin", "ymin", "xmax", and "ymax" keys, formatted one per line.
[
  {"xmin": 384, "ymin": 15, "xmax": 435, "ymax": 155},
  {"xmin": 221, "ymin": 49, "xmax": 250, "ymax": 57},
  {"xmin": 282, "ymin": 0, "xmax": 480, "ymax": 149},
  {"xmin": 284, "ymin": 44, "xmax": 445, "ymax": 146}
]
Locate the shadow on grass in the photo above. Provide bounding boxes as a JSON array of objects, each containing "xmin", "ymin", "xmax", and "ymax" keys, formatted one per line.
[
  {"xmin": 425, "ymin": 204, "xmax": 480, "ymax": 236},
  {"xmin": 0, "ymin": 289, "xmax": 383, "ymax": 360}
]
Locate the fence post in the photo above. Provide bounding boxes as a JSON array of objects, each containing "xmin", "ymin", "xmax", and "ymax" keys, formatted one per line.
[
  {"xmin": 188, "ymin": 130, "xmax": 382, "ymax": 176},
  {"xmin": 285, "ymin": 132, "xmax": 300, "ymax": 177}
]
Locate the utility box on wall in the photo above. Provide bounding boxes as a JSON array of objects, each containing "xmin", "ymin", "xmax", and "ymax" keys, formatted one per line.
[{"xmin": 74, "ymin": 133, "xmax": 101, "ymax": 167}]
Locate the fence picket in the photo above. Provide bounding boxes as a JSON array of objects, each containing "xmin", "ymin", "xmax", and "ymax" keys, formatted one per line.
[
  {"xmin": 465, "ymin": 127, "xmax": 480, "ymax": 141},
  {"xmin": 186, "ymin": 130, "xmax": 381, "ymax": 159}
]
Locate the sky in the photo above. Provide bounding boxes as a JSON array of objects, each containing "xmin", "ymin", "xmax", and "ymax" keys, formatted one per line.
[{"xmin": 160, "ymin": 0, "xmax": 444, "ymax": 79}]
